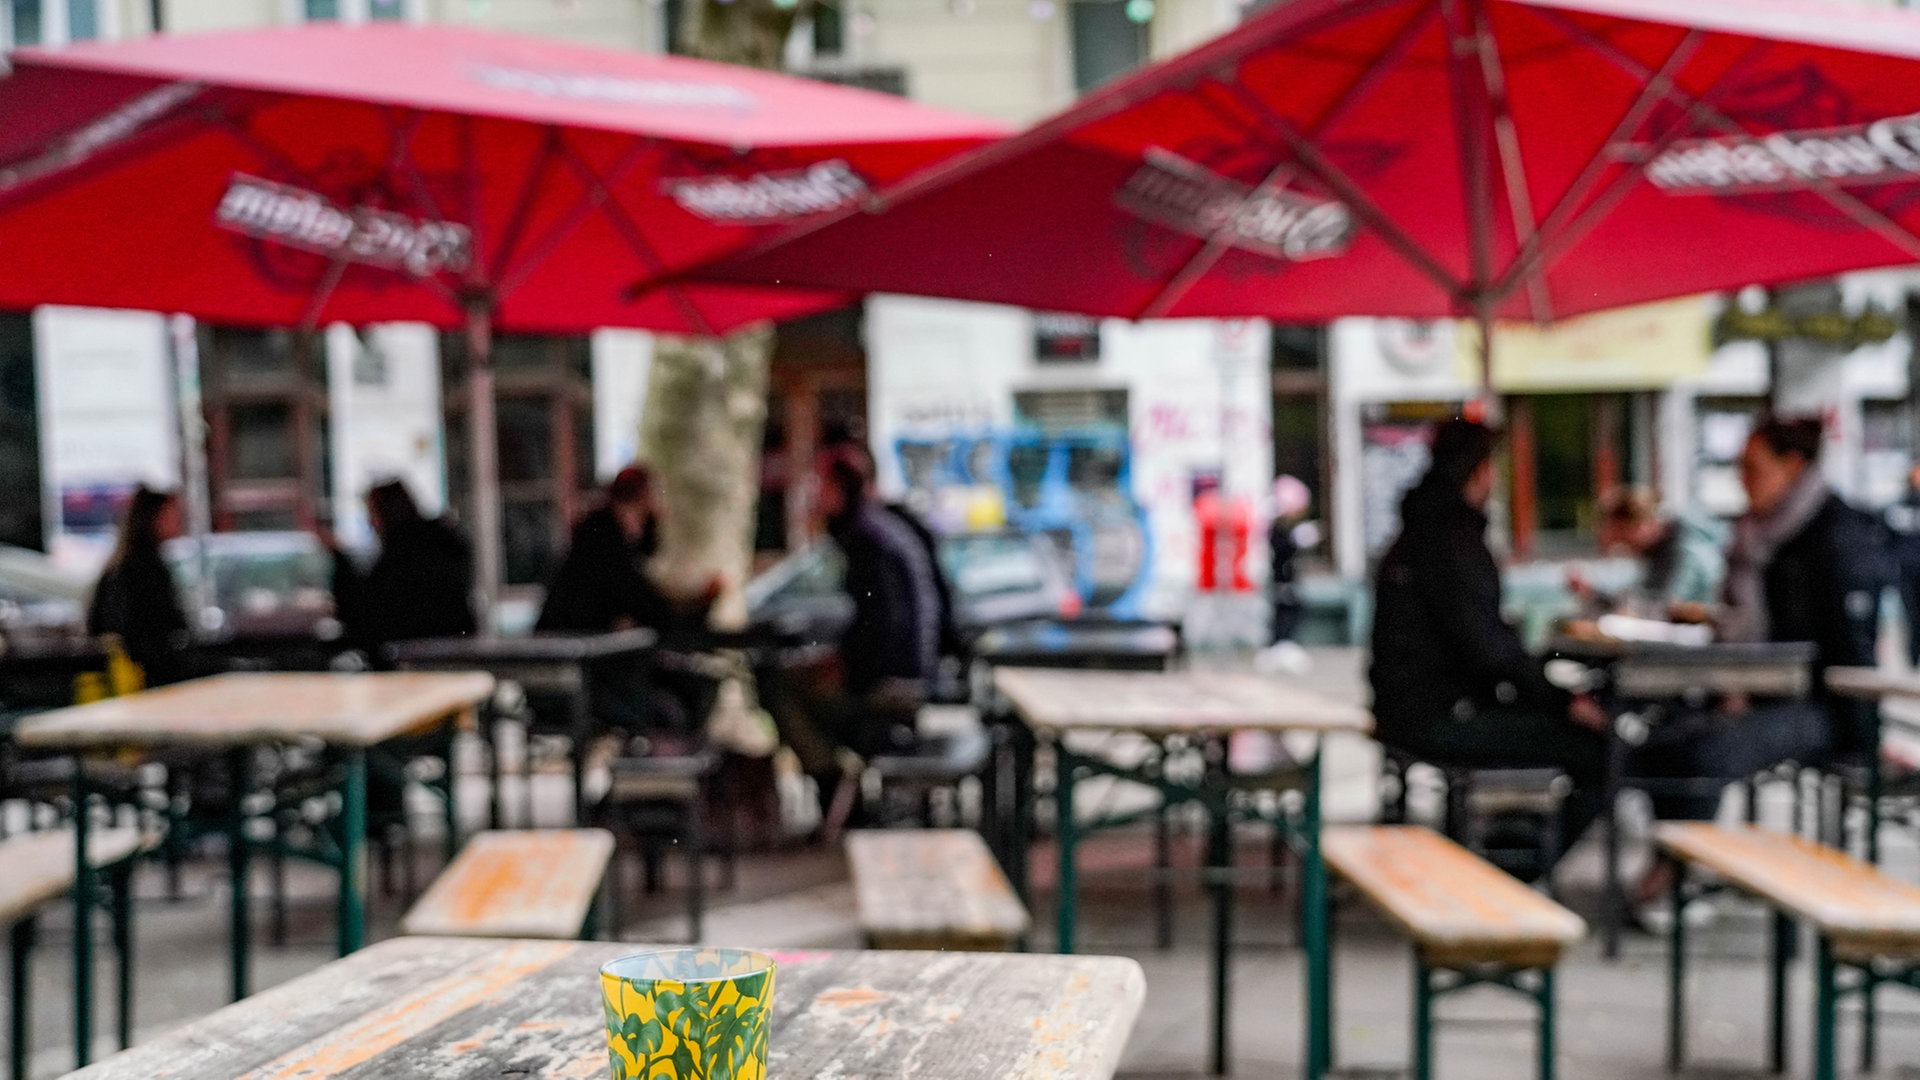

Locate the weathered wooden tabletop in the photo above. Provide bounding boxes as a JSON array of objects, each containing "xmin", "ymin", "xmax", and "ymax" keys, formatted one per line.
[
  {"xmin": 994, "ymin": 667, "xmax": 1372, "ymax": 736},
  {"xmin": 12, "ymin": 671, "xmax": 497, "ymax": 750},
  {"xmin": 62, "ymin": 936, "xmax": 1147, "ymax": 1080}
]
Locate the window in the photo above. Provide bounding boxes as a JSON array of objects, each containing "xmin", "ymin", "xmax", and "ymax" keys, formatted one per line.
[
  {"xmin": 1070, "ymin": 0, "xmax": 1147, "ymax": 93},
  {"xmin": 812, "ymin": 2, "xmax": 844, "ymax": 55},
  {"xmin": 368, "ymin": 0, "xmax": 406, "ymax": 19},
  {"xmin": 5, "ymin": 0, "xmax": 99, "ymax": 46},
  {"xmin": 303, "ymin": 0, "xmax": 340, "ymax": 19}
]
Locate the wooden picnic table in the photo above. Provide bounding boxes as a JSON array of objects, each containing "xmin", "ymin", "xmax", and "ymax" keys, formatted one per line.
[
  {"xmin": 993, "ymin": 667, "xmax": 1370, "ymax": 1079},
  {"xmin": 60, "ymin": 935, "xmax": 1147, "ymax": 1080},
  {"xmin": 13, "ymin": 671, "xmax": 494, "ymax": 1064},
  {"xmin": 388, "ymin": 628, "xmax": 656, "ymax": 826}
]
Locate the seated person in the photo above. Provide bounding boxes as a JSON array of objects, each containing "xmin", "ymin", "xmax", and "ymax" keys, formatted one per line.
[
  {"xmin": 1576, "ymin": 487, "xmax": 1724, "ymax": 618},
  {"xmin": 326, "ymin": 479, "xmax": 476, "ymax": 657},
  {"xmin": 536, "ymin": 466, "xmax": 720, "ymax": 734},
  {"xmin": 1370, "ymin": 419, "xmax": 1609, "ymax": 874},
  {"xmin": 764, "ymin": 452, "xmax": 942, "ymax": 820},
  {"xmin": 88, "ymin": 485, "xmax": 198, "ymax": 686},
  {"xmin": 1633, "ymin": 417, "xmax": 1889, "ymax": 822}
]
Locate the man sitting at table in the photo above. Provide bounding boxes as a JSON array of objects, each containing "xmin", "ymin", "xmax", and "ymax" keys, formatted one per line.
[
  {"xmin": 1369, "ymin": 418, "xmax": 1610, "ymax": 877},
  {"xmin": 536, "ymin": 465, "xmax": 720, "ymax": 733},
  {"xmin": 763, "ymin": 451, "xmax": 942, "ymax": 830},
  {"xmin": 1633, "ymin": 416, "xmax": 1890, "ymax": 825}
]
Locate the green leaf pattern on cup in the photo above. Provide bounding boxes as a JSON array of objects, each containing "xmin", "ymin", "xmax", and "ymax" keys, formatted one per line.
[{"xmin": 601, "ymin": 951, "xmax": 774, "ymax": 1080}]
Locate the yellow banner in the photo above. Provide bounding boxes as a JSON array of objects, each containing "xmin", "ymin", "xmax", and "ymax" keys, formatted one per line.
[{"xmin": 1455, "ymin": 296, "xmax": 1714, "ymax": 392}]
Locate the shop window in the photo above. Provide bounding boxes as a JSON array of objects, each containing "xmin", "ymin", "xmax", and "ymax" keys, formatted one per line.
[
  {"xmin": 1071, "ymin": 0, "xmax": 1147, "ymax": 93},
  {"xmin": 1271, "ymin": 324, "xmax": 1325, "ymax": 372},
  {"xmin": 202, "ymin": 326, "xmax": 329, "ymax": 532},
  {"xmin": 1859, "ymin": 398, "xmax": 1912, "ymax": 508},
  {"xmin": 1694, "ymin": 396, "xmax": 1766, "ymax": 519}
]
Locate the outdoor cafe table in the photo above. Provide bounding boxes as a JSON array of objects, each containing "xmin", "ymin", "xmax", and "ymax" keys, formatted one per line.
[
  {"xmin": 58, "ymin": 935, "xmax": 1147, "ymax": 1080},
  {"xmin": 12, "ymin": 670, "xmax": 494, "ymax": 1057},
  {"xmin": 1548, "ymin": 635, "xmax": 1816, "ymax": 958},
  {"xmin": 972, "ymin": 620, "xmax": 1181, "ymax": 672},
  {"xmin": 388, "ymin": 628, "xmax": 656, "ymax": 827},
  {"xmin": 992, "ymin": 667, "xmax": 1371, "ymax": 1078}
]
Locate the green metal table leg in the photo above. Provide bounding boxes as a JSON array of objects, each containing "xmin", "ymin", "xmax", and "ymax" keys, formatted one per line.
[
  {"xmin": 339, "ymin": 747, "xmax": 368, "ymax": 957},
  {"xmin": 1666, "ymin": 862, "xmax": 1686, "ymax": 1073},
  {"xmin": 72, "ymin": 759, "xmax": 94, "ymax": 1065},
  {"xmin": 1813, "ymin": 935, "xmax": 1837, "ymax": 1080},
  {"xmin": 227, "ymin": 747, "xmax": 252, "ymax": 1002},
  {"xmin": 11, "ymin": 916, "xmax": 34, "ymax": 1080},
  {"xmin": 1769, "ymin": 910, "xmax": 1791, "ymax": 1074},
  {"xmin": 443, "ymin": 716, "xmax": 461, "ymax": 861},
  {"xmin": 1412, "ymin": 957, "xmax": 1433, "ymax": 1080},
  {"xmin": 1537, "ymin": 967, "xmax": 1556, "ymax": 1080},
  {"xmin": 1302, "ymin": 747, "xmax": 1330, "ymax": 1080},
  {"xmin": 1207, "ymin": 786, "xmax": 1232, "ymax": 1075},
  {"xmin": 112, "ymin": 861, "xmax": 133, "ymax": 1049},
  {"xmin": 1054, "ymin": 745, "xmax": 1077, "ymax": 955},
  {"xmin": 1859, "ymin": 968, "xmax": 1878, "ymax": 1076}
]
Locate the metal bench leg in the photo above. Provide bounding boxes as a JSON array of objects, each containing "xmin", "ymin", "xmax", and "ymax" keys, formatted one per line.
[
  {"xmin": 1207, "ymin": 797, "xmax": 1232, "ymax": 1076},
  {"xmin": 1769, "ymin": 910, "xmax": 1791, "ymax": 1074},
  {"xmin": 1666, "ymin": 862, "xmax": 1687, "ymax": 1073},
  {"xmin": 1860, "ymin": 967, "xmax": 1878, "ymax": 1076},
  {"xmin": 10, "ymin": 916, "xmax": 32, "ymax": 1080},
  {"xmin": 1813, "ymin": 935, "xmax": 1837, "ymax": 1080},
  {"xmin": 443, "ymin": 722, "xmax": 460, "ymax": 861},
  {"xmin": 688, "ymin": 797, "xmax": 707, "ymax": 944},
  {"xmin": 1536, "ymin": 967, "xmax": 1556, "ymax": 1080},
  {"xmin": 112, "ymin": 861, "xmax": 134, "ymax": 1050},
  {"xmin": 1412, "ymin": 957, "xmax": 1433, "ymax": 1080},
  {"xmin": 269, "ymin": 817, "xmax": 289, "ymax": 949},
  {"xmin": 1324, "ymin": 889, "xmax": 1337, "ymax": 1073}
]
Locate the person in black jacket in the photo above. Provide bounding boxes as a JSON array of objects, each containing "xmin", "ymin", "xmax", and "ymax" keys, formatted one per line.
[
  {"xmin": 537, "ymin": 466, "xmax": 719, "ymax": 733},
  {"xmin": 1370, "ymin": 419, "xmax": 1610, "ymax": 870},
  {"xmin": 1636, "ymin": 416, "xmax": 1889, "ymax": 820},
  {"xmin": 88, "ymin": 485, "xmax": 196, "ymax": 685},
  {"xmin": 328, "ymin": 480, "xmax": 476, "ymax": 657},
  {"xmin": 765, "ymin": 453, "xmax": 941, "ymax": 819}
]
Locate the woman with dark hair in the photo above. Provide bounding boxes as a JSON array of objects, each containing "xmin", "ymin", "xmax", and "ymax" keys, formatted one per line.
[
  {"xmin": 328, "ymin": 479, "xmax": 477, "ymax": 656},
  {"xmin": 88, "ymin": 484, "xmax": 194, "ymax": 685}
]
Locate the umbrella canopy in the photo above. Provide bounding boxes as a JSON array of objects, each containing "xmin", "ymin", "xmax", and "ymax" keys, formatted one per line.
[
  {"xmin": 0, "ymin": 23, "xmax": 1003, "ymax": 333},
  {"xmin": 699, "ymin": 0, "xmax": 1920, "ymax": 334},
  {"xmin": 0, "ymin": 23, "xmax": 1004, "ymax": 600}
]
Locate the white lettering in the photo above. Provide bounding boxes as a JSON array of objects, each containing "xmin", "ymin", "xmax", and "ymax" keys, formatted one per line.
[{"xmin": 213, "ymin": 174, "xmax": 472, "ymax": 277}]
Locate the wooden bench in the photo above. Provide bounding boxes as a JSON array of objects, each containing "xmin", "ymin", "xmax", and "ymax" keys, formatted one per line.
[
  {"xmin": 400, "ymin": 829, "xmax": 614, "ymax": 941},
  {"xmin": 4, "ymin": 826, "xmax": 153, "ymax": 1080},
  {"xmin": 1324, "ymin": 826, "xmax": 1585, "ymax": 1080},
  {"xmin": 1656, "ymin": 823, "xmax": 1920, "ymax": 1080},
  {"xmin": 845, "ymin": 829, "xmax": 1030, "ymax": 951}
]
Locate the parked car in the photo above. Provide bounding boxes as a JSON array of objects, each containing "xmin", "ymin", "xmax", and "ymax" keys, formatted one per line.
[
  {"xmin": 744, "ymin": 528, "xmax": 1078, "ymax": 647},
  {"xmin": 0, "ymin": 543, "xmax": 90, "ymax": 647},
  {"xmin": 164, "ymin": 532, "xmax": 339, "ymax": 644}
]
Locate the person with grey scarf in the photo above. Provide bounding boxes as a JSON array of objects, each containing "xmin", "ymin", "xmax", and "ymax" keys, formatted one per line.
[{"xmin": 1633, "ymin": 416, "xmax": 1890, "ymax": 825}]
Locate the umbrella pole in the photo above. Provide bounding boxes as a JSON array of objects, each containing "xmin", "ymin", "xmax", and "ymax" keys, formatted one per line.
[
  {"xmin": 465, "ymin": 300, "xmax": 503, "ymax": 624},
  {"xmin": 1474, "ymin": 300, "xmax": 1499, "ymax": 421}
]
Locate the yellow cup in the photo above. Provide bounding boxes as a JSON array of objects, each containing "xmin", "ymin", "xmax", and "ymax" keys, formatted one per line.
[{"xmin": 600, "ymin": 949, "xmax": 776, "ymax": 1080}]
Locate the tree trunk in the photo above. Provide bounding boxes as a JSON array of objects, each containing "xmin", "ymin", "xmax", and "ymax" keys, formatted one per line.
[
  {"xmin": 639, "ymin": 327, "xmax": 772, "ymax": 630},
  {"xmin": 638, "ymin": 0, "xmax": 810, "ymax": 627}
]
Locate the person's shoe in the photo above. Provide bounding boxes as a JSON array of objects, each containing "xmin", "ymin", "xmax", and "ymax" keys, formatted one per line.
[{"xmin": 1254, "ymin": 641, "xmax": 1312, "ymax": 675}]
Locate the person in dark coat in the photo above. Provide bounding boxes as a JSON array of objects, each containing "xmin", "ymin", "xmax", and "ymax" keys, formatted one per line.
[
  {"xmin": 537, "ymin": 466, "xmax": 714, "ymax": 643},
  {"xmin": 765, "ymin": 454, "xmax": 941, "ymax": 818},
  {"xmin": 1369, "ymin": 419, "xmax": 1610, "ymax": 871},
  {"xmin": 328, "ymin": 480, "xmax": 476, "ymax": 657},
  {"xmin": 88, "ymin": 485, "xmax": 195, "ymax": 685},
  {"xmin": 537, "ymin": 466, "xmax": 719, "ymax": 733},
  {"xmin": 1636, "ymin": 417, "xmax": 1890, "ymax": 820}
]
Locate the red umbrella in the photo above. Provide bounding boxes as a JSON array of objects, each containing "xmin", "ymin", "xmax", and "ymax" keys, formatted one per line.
[
  {"xmin": 0, "ymin": 23, "xmax": 1003, "ymax": 594},
  {"xmin": 700, "ymin": 0, "xmax": 1920, "ymax": 371}
]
